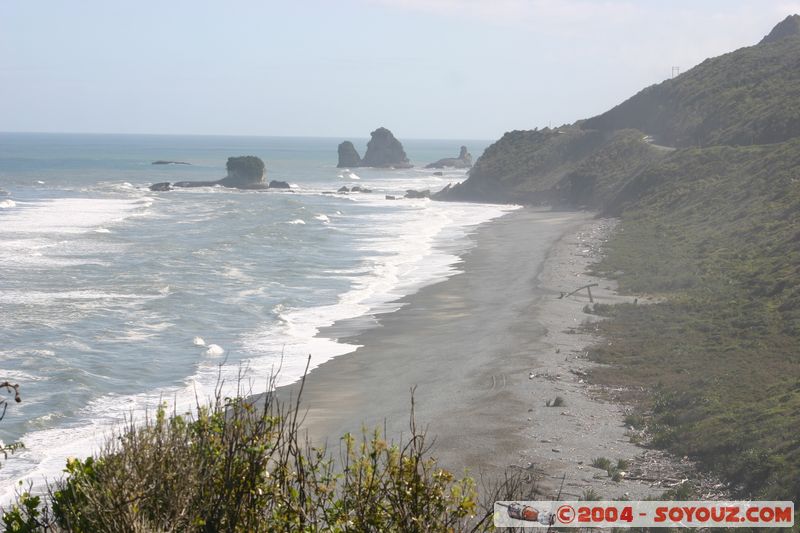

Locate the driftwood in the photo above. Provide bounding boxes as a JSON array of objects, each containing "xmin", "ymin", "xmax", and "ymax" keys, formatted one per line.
[{"xmin": 558, "ymin": 283, "xmax": 599, "ymax": 303}]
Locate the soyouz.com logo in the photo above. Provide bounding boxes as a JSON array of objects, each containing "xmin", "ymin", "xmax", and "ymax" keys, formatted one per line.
[{"xmin": 493, "ymin": 500, "xmax": 794, "ymax": 528}]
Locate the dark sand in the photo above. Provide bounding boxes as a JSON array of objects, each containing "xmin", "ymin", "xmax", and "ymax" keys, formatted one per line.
[{"xmin": 274, "ymin": 207, "xmax": 663, "ymax": 499}]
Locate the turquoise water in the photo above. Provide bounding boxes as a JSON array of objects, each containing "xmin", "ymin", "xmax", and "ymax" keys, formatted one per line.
[{"xmin": 0, "ymin": 133, "xmax": 511, "ymax": 498}]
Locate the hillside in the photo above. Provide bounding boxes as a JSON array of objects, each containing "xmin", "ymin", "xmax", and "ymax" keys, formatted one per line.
[
  {"xmin": 437, "ymin": 16, "xmax": 800, "ymax": 501},
  {"xmin": 591, "ymin": 139, "xmax": 800, "ymax": 499},
  {"xmin": 582, "ymin": 22, "xmax": 800, "ymax": 147},
  {"xmin": 435, "ymin": 127, "xmax": 667, "ymax": 207}
]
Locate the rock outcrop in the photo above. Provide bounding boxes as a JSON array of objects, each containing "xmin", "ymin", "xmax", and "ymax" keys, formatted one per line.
[
  {"xmin": 337, "ymin": 141, "xmax": 362, "ymax": 168},
  {"xmin": 362, "ymin": 127, "xmax": 412, "ymax": 168},
  {"xmin": 404, "ymin": 189, "xmax": 430, "ymax": 199},
  {"xmin": 149, "ymin": 156, "xmax": 291, "ymax": 191},
  {"xmin": 217, "ymin": 156, "xmax": 266, "ymax": 189},
  {"xmin": 425, "ymin": 146, "xmax": 473, "ymax": 169}
]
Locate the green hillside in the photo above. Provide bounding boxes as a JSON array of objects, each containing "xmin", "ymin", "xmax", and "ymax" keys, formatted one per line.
[
  {"xmin": 435, "ymin": 127, "xmax": 667, "ymax": 207},
  {"xmin": 583, "ymin": 15, "xmax": 800, "ymax": 147},
  {"xmin": 591, "ymin": 139, "xmax": 800, "ymax": 499}
]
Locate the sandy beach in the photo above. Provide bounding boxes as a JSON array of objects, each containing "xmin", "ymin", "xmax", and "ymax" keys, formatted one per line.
[{"xmin": 275, "ymin": 207, "xmax": 664, "ymax": 500}]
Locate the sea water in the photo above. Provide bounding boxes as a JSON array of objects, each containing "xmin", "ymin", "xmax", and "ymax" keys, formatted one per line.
[{"xmin": 0, "ymin": 133, "xmax": 512, "ymax": 501}]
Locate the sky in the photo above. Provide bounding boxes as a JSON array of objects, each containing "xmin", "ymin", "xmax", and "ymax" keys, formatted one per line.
[{"xmin": 1, "ymin": 0, "xmax": 798, "ymax": 140}]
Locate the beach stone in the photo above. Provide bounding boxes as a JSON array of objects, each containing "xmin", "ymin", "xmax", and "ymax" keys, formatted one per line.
[{"xmin": 268, "ymin": 180, "xmax": 291, "ymax": 189}]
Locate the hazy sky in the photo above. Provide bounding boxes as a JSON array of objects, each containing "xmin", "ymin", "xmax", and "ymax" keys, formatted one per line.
[{"xmin": 2, "ymin": 0, "xmax": 798, "ymax": 139}]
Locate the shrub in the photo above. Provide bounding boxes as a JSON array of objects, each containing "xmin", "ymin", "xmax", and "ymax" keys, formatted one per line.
[{"xmin": 2, "ymin": 379, "xmax": 535, "ymax": 532}]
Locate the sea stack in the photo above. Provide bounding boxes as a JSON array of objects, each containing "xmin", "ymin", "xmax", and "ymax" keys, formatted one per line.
[
  {"xmin": 425, "ymin": 146, "xmax": 473, "ymax": 169},
  {"xmin": 361, "ymin": 127, "xmax": 412, "ymax": 168},
  {"xmin": 217, "ymin": 156, "xmax": 266, "ymax": 189},
  {"xmin": 337, "ymin": 141, "xmax": 362, "ymax": 168},
  {"xmin": 152, "ymin": 156, "xmax": 276, "ymax": 190},
  {"xmin": 336, "ymin": 127, "xmax": 411, "ymax": 168}
]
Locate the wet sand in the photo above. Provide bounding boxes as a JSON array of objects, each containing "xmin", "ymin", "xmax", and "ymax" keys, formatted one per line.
[{"xmin": 274, "ymin": 207, "xmax": 662, "ymax": 499}]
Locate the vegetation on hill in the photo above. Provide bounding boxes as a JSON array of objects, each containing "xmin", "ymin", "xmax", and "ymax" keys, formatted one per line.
[
  {"xmin": 436, "ymin": 127, "xmax": 666, "ymax": 206},
  {"xmin": 589, "ymin": 139, "xmax": 800, "ymax": 500},
  {"xmin": 582, "ymin": 23, "xmax": 800, "ymax": 147}
]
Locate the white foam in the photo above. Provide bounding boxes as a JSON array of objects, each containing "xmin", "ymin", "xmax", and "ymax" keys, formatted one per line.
[
  {"xmin": 192, "ymin": 336, "xmax": 206, "ymax": 347},
  {"xmin": 0, "ymin": 198, "xmax": 149, "ymax": 235},
  {"xmin": 204, "ymin": 344, "xmax": 224, "ymax": 357},
  {"xmin": 287, "ymin": 219, "xmax": 305, "ymax": 225},
  {"xmin": 0, "ymin": 199, "xmax": 15, "ymax": 209},
  {"xmin": 0, "ymin": 290, "xmax": 158, "ymax": 306},
  {"xmin": 314, "ymin": 214, "xmax": 330, "ymax": 223}
]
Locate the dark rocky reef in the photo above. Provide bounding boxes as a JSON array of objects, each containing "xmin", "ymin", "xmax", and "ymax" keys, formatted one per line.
[
  {"xmin": 404, "ymin": 189, "xmax": 430, "ymax": 199},
  {"xmin": 337, "ymin": 186, "xmax": 372, "ymax": 194},
  {"xmin": 337, "ymin": 127, "xmax": 411, "ymax": 169},
  {"xmin": 152, "ymin": 160, "xmax": 191, "ymax": 165},
  {"xmin": 150, "ymin": 156, "xmax": 292, "ymax": 191},
  {"xmin": 337, "ymin": 141, "xmax": 362, "ymax": 168},
  {"xmin": 425, "ymin": 146, "xmax": 472, "ymax": 169}
]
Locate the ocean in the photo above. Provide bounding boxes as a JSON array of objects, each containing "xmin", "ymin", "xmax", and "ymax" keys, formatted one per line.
[{"xmin": 0, "ymin": 132, "xmax": 513, "ymax": 500}]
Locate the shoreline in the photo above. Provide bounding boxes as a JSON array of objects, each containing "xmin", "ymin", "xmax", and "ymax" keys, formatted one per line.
[{"xmin": 272, "ymin": 207, "xmax": 665, "ymax": 499}]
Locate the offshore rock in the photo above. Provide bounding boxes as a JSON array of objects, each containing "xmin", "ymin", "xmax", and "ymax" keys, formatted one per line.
[
  {"xmin": 425, "ymin": 146, "xmax": 473, "ymax": 169},
  {"xmin": 217, "ymin": 156, "xmax": 266, "ymax": 188},
  {"xmin": 167, "ymin": 156, "xmax": 268, "ymax": 190},
  {"xmin": 404, "ymin": 189, "xmax": 430, "ymax": 199},
  {"xmin": 337, "ymin": 141, "xmax": 362, "ymax": 168},
  {"xmin": 361, "ymin": 127, "xmax": 412, "ymax": 168}
]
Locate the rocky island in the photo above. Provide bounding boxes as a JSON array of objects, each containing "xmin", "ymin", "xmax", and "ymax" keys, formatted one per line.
[
  {"xmin": 425, "ymin": 146, "xmax": 472, "ymax": 169},
  {"xmin": 336, "ymin": 127, "xmax": 412, "ymax": 168},
  {"xmin": 149, "ymin": 156, "xmax": 290, "ymax": 191},
  {"xmin": 336, "ymin": 141, "xmax": 362, "ymax": 168}
]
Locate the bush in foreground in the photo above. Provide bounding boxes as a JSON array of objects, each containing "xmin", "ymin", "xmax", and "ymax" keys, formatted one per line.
[{"xmin": 2, "ymin": 379, "xmax": 529, "ymax": 532}]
